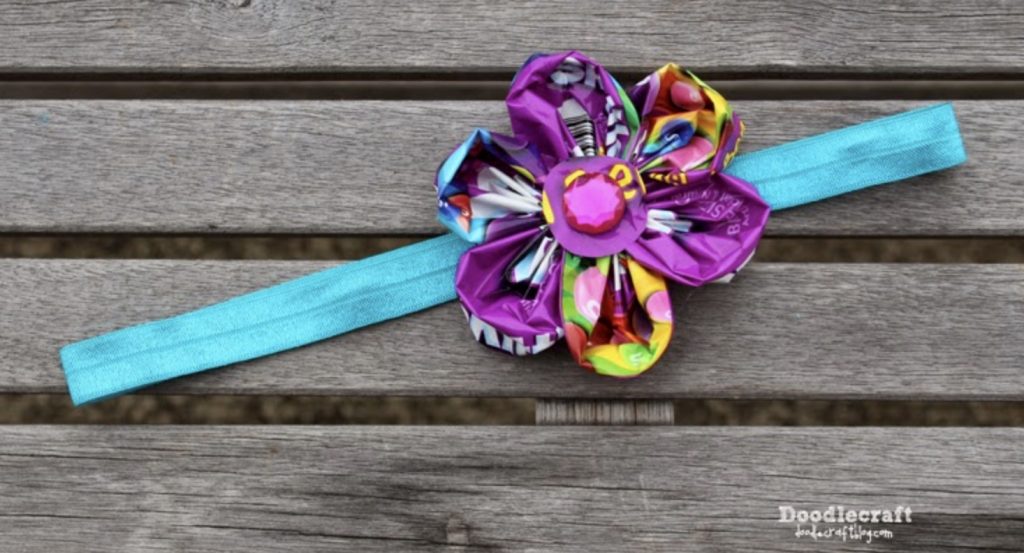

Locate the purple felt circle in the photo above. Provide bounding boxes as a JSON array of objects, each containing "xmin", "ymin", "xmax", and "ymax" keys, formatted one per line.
[{"xmin": 543, "ymin": 156, "xmax": 647, "ymax": 258}]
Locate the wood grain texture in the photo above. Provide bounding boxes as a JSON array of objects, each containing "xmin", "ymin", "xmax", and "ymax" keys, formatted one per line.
[
  {"xmin": 1, "ymin": 426, "xmax": 1022, "ymax": 551},
  {"xmin": 0, "ymin": 100, "xmax": 1012, "ymax": 235},
  {"xmin": 4, "ymin": 259, "xmax": 1022, "ymax": 399},
  {"xmin": 0, "ymin": 1, "xmax": 1022, "ymax": 76},
  {"xmin": 535, "ymin": 400, "xmax": 675, "ymax": 425}
]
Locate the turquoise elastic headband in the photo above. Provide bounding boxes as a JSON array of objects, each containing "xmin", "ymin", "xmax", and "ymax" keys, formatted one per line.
[
  {"xmin": 61, "ymin": 103, "xmax": 966, "ymax": 405},
  {"xmin": 729, "ymin": 103, "xmax": 966, "ymax": 209}
]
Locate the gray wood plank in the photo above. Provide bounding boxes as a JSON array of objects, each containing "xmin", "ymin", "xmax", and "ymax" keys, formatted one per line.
[
  {"xmin": 3, "ymin": 259, "xmax": 1022, "ymax": 399},
  {"xmin": 1, "ymin": 1, "xmax": 1022, "ymax": 76},
  {"xmin": 535, "ymin": 400, "xmax": 675, "ymax": 425},
  {"xmin": 0, "ymin": 100, "xmax": 1012, "ymax": 235},
  {"xmin": 1, "ymin": 426, "xmax": 1022, "ymax": 551}
]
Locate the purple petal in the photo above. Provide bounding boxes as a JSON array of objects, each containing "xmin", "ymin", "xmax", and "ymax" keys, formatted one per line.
[
  {"xmin": 628, "ymin": 173, "xmax": 769, "ymax": 286},
  {"xmin": 455, "ymin": 225, "xmax": 564, "ymax": 355},
  {"xmin": 507, "ymin": 51, "xmax": 635, "ymax": 166}
]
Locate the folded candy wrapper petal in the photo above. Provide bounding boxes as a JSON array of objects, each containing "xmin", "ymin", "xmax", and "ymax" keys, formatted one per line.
[
  {"xmin": 561, "ymin": 254, "xmax": 674, "ymax": 377},
  {"xmin": 455, "ymin": 224, "xmax": 564, "ymax": 356},
  {"xmin": 506, "ymin": 51, "xmax": 638, "ymax": 165}
]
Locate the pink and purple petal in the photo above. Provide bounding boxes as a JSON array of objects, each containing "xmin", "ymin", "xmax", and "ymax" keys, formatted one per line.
[{"xmin": 560, "ymin": 254, "xmax": 673, "ymax": 377}]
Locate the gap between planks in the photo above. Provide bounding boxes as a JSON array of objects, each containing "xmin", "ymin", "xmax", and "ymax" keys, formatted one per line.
[
  {"xmin": 3, "ymin": 236, "xmax": 1024, "ymax": 263},
  {"xmin": 4, "ymin": 394, "xmax": 1024, "ymax": 425},
  {"xmin": 1, "ymin": 79, "xmax": 1023, "ymax": 101}
]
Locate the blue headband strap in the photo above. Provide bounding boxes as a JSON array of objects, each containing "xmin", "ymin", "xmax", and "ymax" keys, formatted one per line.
[
  {"xmin": 732, "ymin": 103, "xmax": 966, "ymax": 209},
  {"xmin": 60, "ymin": 103, "xmax": 966, "ymax": 405},
  {"xmin": 61, "ymin": 234, "xmax": 472, "ymax": 405}
]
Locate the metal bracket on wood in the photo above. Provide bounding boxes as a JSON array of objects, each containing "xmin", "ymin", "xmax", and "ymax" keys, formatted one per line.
[{"xmin": 535, "ymin": 399, "xmax": 674, "ymax": 425}]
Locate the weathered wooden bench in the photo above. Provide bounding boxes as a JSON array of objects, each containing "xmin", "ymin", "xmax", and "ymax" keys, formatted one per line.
[{"xmin": 2, "ymin": 1, "xmax": 1023, "ymax": 550}]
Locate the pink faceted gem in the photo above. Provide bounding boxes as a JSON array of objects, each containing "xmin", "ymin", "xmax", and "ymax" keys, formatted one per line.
[{"xmin": 562, "ymin": 173, "xmax": 626, "ymax": 235}]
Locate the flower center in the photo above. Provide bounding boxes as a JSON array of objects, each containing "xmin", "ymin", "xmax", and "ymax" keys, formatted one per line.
[
  {"xmin": 542, "ymin": 155, "xmax": 646, "ymax": 258},
  {"xmin": 561, "ymin": 173, "xmax": 626, "ymax": 235}
]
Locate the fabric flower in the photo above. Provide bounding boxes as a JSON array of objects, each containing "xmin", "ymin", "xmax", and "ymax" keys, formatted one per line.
[{"xmin": 436, "ymin": 51, "xmax": 770, "ymax": 377}]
